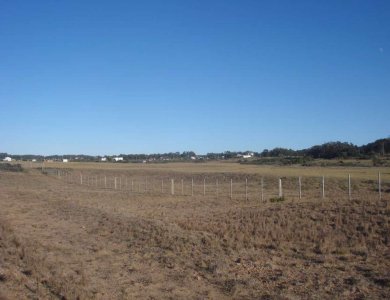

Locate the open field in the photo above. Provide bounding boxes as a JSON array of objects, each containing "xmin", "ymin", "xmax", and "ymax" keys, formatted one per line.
[
  {"xmin": 22, "ymin": 160, "xmax": 390, "ymax": 179},
  {"xmin": 1, "ymin": 162, "xmax": 390, "ymax": 299}
]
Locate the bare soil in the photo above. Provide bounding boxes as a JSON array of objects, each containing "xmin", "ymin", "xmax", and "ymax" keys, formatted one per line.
[{"xmin": 0, "ymin": 167, "xmax": 389, "ymax": 299}]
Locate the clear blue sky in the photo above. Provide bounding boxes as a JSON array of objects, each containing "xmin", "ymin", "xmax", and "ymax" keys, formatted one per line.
[{"xmin": 1, "ymin": 0, "xmax": 389, "ymax": 155}]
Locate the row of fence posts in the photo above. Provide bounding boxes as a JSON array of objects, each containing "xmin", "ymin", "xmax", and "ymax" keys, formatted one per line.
[{"xmin": 55, "ymin": 170, "xmax": 385, "ymax": 200}]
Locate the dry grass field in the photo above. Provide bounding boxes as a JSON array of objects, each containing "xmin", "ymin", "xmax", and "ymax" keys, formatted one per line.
[{"xmin": 1, "ymin": 162, "xmax": 389, "ymax": 299}]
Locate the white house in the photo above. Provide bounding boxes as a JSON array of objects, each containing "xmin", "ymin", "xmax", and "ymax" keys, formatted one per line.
[
  {"xmin": 32, "ymin": 159, "xmax": 37, "ymax": 162},
  {"xmin": 113, "ymin": 157, "xmax": 124, "ymax": 162},
  {"xmin": 243, "ymin": 153, "xmax": 254, "ymax": 159},
  {"xmin": 62, "ymin": 159, "xmax": 69, "ymax": 163},
  {"xmin": 101, "ymin": 157, "xmax": 107, "ymax": 162},
  {"xmin": 3, "ymin": 157, "xmax": 12, "ymax": 162}
]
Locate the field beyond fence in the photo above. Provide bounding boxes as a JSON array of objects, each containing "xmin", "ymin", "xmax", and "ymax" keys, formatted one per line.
[{"xmin": 38, "ymin": 162, "xmax": 389, "ymax": 202}]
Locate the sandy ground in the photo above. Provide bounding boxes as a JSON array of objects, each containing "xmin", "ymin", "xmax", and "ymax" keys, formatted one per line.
[{"xmin": 0, "ymin": 168, "xmax": 389, "ymax": 299}]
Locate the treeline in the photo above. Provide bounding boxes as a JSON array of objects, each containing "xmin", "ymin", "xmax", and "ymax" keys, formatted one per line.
[
  {"xmin": 1, "ymin": 138, "xmax": 388, "ymax": 162},
  {"xmin": 0, "ymin": 152, "xmax": 198, "ymax": 162},
  {"xmin": 260, "ymin": 138, "xmax": 389, "ymax": 159},
  {"xmin": 207, "ymin": 138, "xmax": 389, "ymax": 160}
]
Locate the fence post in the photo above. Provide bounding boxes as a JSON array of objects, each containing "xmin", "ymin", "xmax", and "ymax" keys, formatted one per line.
[
  {"xmin": 230, "ymin": 178, "xmax": 233, "ymax": 200},
  {"xmin": 161, "ymin": 179, "xmax": 164, "ymax": 193},
  {"xmin": 322, "ymin": 176, "xmax": 325, "ymax": 199},
  {"xmin": 203, "ymin": 178, "xmax": 206, "ymax": 196},
  {"xmin": 80, "ymin": 173, "xmax": 83, "ymax": 185},
  {"xmin": 191, "ymin": 178, "xmax": 194, "ymax": 196},
  {"xmin": 245, "ymin": 178, "xmax": 248, "ymax": 201},
  {"xmin": 216, "ymin": 179, "xmax": 219, "ymax": 199},
  {"xmin": 378, "ymin": 172, "xmax": 382, "ymax": 200},
  {"xmin": 171, "ymin": 179, "xmax": 175, "ymax": 195},
  {"xmin": 181, "ymin": 179, "xmax": 184, "ymax": 195},
  {"xmin": 299, "ymin": 176, "xmax": 302, "ymax": 200},
  {"xmin": 131, "ymin": 180, "xmax": 134, "ymax": 192},
  {"xmin": 114, "ymin": 177, "xmax": 117, "ymax": 189},
  {"xmin": 261, "ymin": 177, "xmax": 264, "ymax": 202},
  {"xmin": 348, "ymin": 174, "xmax": 351, "ymax": 200},
  {"xmin": 278, "ymin": 178, "xmax": 283, "ymax": 197}
]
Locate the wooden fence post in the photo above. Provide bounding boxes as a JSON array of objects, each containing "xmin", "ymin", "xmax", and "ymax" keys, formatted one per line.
[
  {"xmin": 216, "ymin": 179, "xmax": 219, "ymax": 198},
  {"xmin": 378, "ymin": 172, "xmax": 382, "ymax": 200},
  {"xmin": 203, "ymin": 178, "xmax": 206, "ymax": 196},
  {"xmin": 322, "ymin": 176, "xmax": 325, "ymax": 199},
  {"xmin": 278, "ymin": 178, "xmax": 283, "ymax": 197},
  {"xmin": 181, "ymin": 179, "xmax": 184, "ymax": 195},
  {"xmin": 191, "ymin": 178, "xmax": 194, "ymax": 196},
  {"xmin": 348, "ymin": 174, "xmax": 351, "ymax": 200},
  {"xmin": 261, "ymin": 177, "xmax": 264, "ymax": 202},
  {"xmin": 245, "ymin": 178, "xmax": 248, "ymax": 201},
  {"xmin": 114, "ymin": 177, "xmax": 117, "ymax": 189},
  {"xmin": 230, "ymin": 178, "xmax": 233, "ymax": 200},
  {"xmin": 171, "ymin": 179, "xmax": 174, "ymax": 195},
  {"xmin": 299, "ymin": 176, "xmax": 302, "ymax": 200}
]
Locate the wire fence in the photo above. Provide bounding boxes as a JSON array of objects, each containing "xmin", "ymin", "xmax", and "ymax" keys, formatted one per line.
[{"xmin": 42, "ymin": 168, "xmax": 389, "ymax": 202}]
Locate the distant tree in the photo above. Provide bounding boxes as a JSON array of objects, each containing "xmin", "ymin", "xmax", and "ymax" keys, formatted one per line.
[
  {"xmin": 267, "ymin": 147, "xmax": 297, "ymax": 157},
  {"xmin": 223, "ymin": 151, "xmax": 236, "ymax": 159},
  {"xmin": 361, "ymin": 138, "xmax": 390, "ymax": 156},
  {"xmin": 181, "ymin": 151, "xmax": 196, "ymax": 158},
  {"xmin": 261, "ymin": 149, "xmax": 269, "ymax": 157},
  {"xmin": 306, "ymin": 142, "xmax": 358, "ymax": 159},
  {"xmin": 0, "ymin": 153, "xmax": 8, "ymax": 159}
]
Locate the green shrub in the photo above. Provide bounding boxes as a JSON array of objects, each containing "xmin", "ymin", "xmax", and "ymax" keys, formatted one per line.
[{"xmin": 269, "ymin": 196, "xmax": 285, "ymax": 203}]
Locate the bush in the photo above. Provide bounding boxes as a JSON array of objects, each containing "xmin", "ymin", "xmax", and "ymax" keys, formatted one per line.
[{"xmin": 269, "ymin": 197, "xmax": 285, "ymax": 203}]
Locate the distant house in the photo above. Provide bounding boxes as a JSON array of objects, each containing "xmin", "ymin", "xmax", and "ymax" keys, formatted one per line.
[
  {"xmin": 62, "ymin": 159, "xmax": 69, "ymax": 163},
  {"xmin": 3, "ymin": 157, "xmax": 12, "ymax": 162},
  {"xmin": 113, "ymin": 157, "xmax": 124, "ymax": 162},
  {"xmin": 32, "ymin": 159, "xmax": 37, "ymax": 162},
  {"xmin": 101, "ymin": 157, "xmax": 107, "ymax": 162},
  {"xmin": 243, "ymin": 153, "xmax": 254, "ymax": 159}
]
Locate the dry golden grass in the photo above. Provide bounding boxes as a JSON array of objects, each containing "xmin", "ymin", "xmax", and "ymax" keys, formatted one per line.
[
  {"xmin": 22, "ymin": 160, "xmax": 390, "ymax": 180},
  {"xmin": 0, "ymin": 163, "xmax": 389, "ymax": 299}
]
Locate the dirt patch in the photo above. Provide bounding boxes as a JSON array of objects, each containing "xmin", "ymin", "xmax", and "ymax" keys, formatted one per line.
[{"xmin": 0, "ymin": 170, "xmax": 389, "ymax": 299}]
